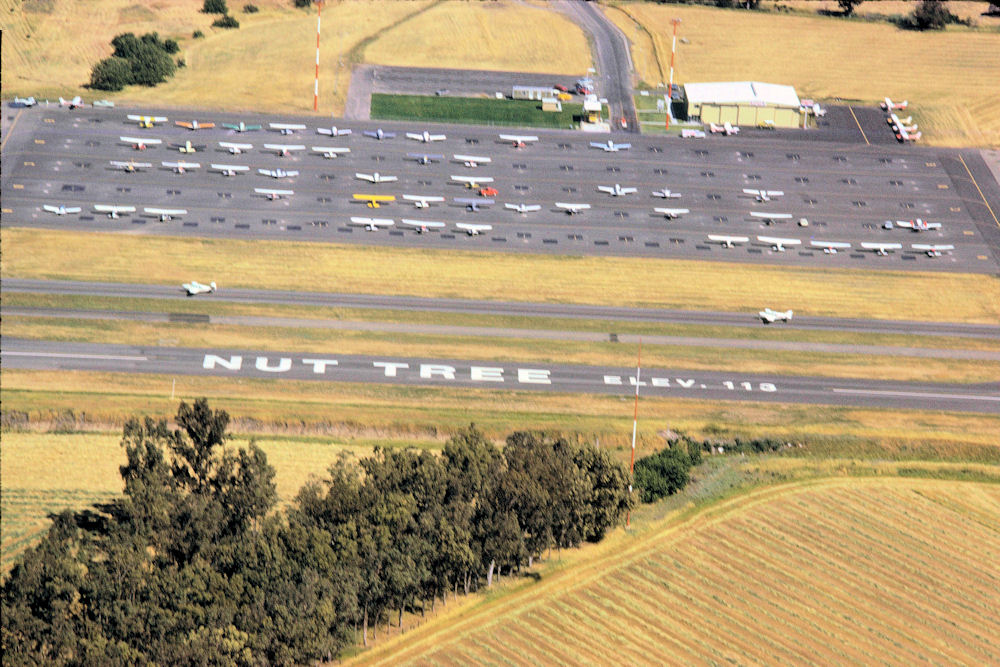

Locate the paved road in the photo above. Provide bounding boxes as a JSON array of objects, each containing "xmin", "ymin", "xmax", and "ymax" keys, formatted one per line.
[{"xmin": 3, "ymin": 339, "xmax": 997, "ymax": 414}]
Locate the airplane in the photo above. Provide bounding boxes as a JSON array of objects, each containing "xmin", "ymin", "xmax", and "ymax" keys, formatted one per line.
[
  {"xmin": 145, "ymin": 207, "xmax": 187, "ymax": 222},
  {"xmin": 317, "ymin": 126, "xmax": 352, "ymax": 137},
  {"xmin": 92, "ymin": 99, "xmax": 115, "ymax": 108},
  {"xmin": 210, "ymin": 163, "xmax": 250, "ymax": 176},
  {"xmin": 810, "ymin": 240, "xmax": 852, "ymax": 254},
  {"xmin": 13, "ymin": 96, "xmax": 37, "ymax": 107},
  {"xmin": 590, "ymin": 139, "xmax": 631, "ymax": 152},
  {"xmin": 895, "ymin": 218, "xmax": 941, "ymax": 232},
  {"xmin": 110, "ymin": 160, "xmax": 151, "ymax": 173},
  {"xmin": 171, "ymin": 140, "xmax": 205, "ymax": 154},
  {"xmin": 400, "ymin": 218, "xmax": 446, "ymax": 233},
  {"xmin": 759, "ymin": 308, "xmax": 793, "ymax": 324},
  {"xmin": 175, "ymin": 120, "xmax": 215, "ymax": 130},
  {"xmin": 94, "ymin": 204, "xmax": 136, "ymax": 219},
  {"xmin": 263, "ymin": 143, "xmax": 305, "ymax": 157},
  {"xmin": 454, "ymin": 154, "xmax": 491, "ymax": 168},
  {"xmin": 127, "ymin": 114, "xmax": 168, "ymax": 128},
  {"xmin": 888, "ymin": 113, "xmax": 918, "ymax": 133},
  {"xmin": 757, "ymin": 235, "xmax": 801, "ymax": 252},
  {"xmin": 750, "ymin": 211, "xmax": 794, "ymax": 225},
  {"xmin": 363, "ymin": 128, "xmax": 396, "ymax": 140},
  {"xmin": 709, "ymin": 122, "xmax": 739, "ymax": 135},
  {"xmin": 312, "ymin": 146, "xmax": 350, "ymax": 159},
  {"xmin": 743, "ymin": 188, "xmax": 784, "ymax": 202},
  {"xmin": 162, "ymin": 160, "xmax": 201, "ymax": 174},
  {"xmin": 258, "ymin": 168, "xmax": 299, "ymax": 179},
  {"xmin": 355, "ymin": 172, "xmax": 398, "ymax": 184},
  {"xmin": 219, "ymin": 141, "xmax": 253, "ymax": 155},
  {"xmin": 654, "ymin": 207, "xmax": 690, "ymax": 219},
  {"xmin": 912, "ymin": 243, "xmax": 954, "ymax": 257},
  {"xmin": 121, "ymin": 136, "xmax": 162, "ymax": 151},
  {"xmin": 59, "ymin": 96, "xmax": 86, "ymax": 109},
  {"xmin": 255, "ymin": 187, "xmax": 294, "ymax": 201},
  {"xmin": 681, "ymin": 129, "xmax": 706, "ymax": 138},
  {"xmin": 451, "ymin": 175, "xmax": 494, "ymax": 189},
  {"xmin": 353, "ymin": 194, "xmax": 396, "ymax": 208},
  {"xmin": 407, "ymin": 152, "xmax": 444, "ymax": 165},
  {"xmin": 598, "ymin": 184, "xmax": 638, "ymax": 197},
  {"xmin": 222, "ymin": 121, "xmax": 261, "ymax": 132},
  {"xmin": 498, "ymin": 134, "xmax": 539, "ymax": 148},
  {"xmin": 270, "ymin": 122, "xmax": 306, "ymax": 135},
  {"xmin": 182, "ymin": 280, "xmax": 216, "ymax": 296},
  {"xmin": 707, "ymin": 234, "xmax": 749, "ymax": 248},
  {"xmin": 652, "ymin": 189, "xmax": 682, "ymax": 199},
  {"xmin": 861, "ymin": 241, "xmax": 903, "ymax": 256},
  {"xmin": 402, "ymin": 194, "xmax": 445, "ymax": 209},
  {"xmin": 454, "ymin": 197, "xmax": 493, "ymax": 212},
  {"xmin": 42, "ymin": 204, "xmax": 82, "ymax": 216},
  {"xmin": 888, "ymin": 114, "xmax": 921, "ymax": 142},
  {"xmin": 880, "ymin": 97, "xmax": 908, "ymax": 111},
  {"xmin": 407, "ymin": 130, "xmax": 446, "ymax": 143},
  {"xmin": 456, "ymin": 222, "xmax": 492, "ymax": 236},
  {"xmin": 505, "ymin": 202, "xmax": 542, "ymax": 214},
  {"xmin": 555, "ymin": 202, "xmax": 591, "ymax": 215},
  {"xmin": 349, "ymin": 216, "xmax": 394, "ymax": 231}
]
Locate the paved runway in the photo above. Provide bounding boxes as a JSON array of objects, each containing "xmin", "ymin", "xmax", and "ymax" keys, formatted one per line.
[
  {"xmin": 3, "ymin": 338, "xmax": 998, "ymax": 413},
  {"xmin": 3, "ymin": 103, "xmax": 997, "ymax": 273}
]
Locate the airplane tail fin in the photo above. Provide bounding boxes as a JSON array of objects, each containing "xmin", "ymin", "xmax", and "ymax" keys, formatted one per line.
[{"xmin": 210, "ymin": 282, "xmax": 217, "ymax": 292}]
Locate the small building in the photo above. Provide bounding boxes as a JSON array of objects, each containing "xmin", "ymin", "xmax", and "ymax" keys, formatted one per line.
[
  {"xmin": 541, "ymin": 98, "xmax": 562, "ymax": 113},
  {"xmin": 583, "ymin": 94, "xmax": 603, "ymax": 123},
  {"xmin": 683, "ymin": 81, "xmax": 802, "ymax": 129},
  {"xmin": 512, "ymin": 85, "xmax": 558, "ymax": 101}
]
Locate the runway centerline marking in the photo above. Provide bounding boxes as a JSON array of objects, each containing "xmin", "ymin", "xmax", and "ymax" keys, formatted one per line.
[
  {"xmin": 0, "ymin": 351, "xmax": 148, "ymax": 362},
  {"xmin": 957, "ymin": 153, "xmax": 999, "ymax": 228},
  {"xmin": 846, "ymin": 106, "xmax": 869, "ymax": 146},
  {"xmin": 831, "ymin": 387, "xmax": 1000, "ymax": 402}
]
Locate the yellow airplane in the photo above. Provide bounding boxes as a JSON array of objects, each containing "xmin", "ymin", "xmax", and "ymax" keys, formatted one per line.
[{"xmin": 353, "ymin": 194, "xmax": 396, "ymax": 209}]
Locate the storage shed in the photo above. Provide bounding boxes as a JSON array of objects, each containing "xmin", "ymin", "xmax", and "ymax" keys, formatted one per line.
[{"xmin": 683, "ymin": 81, "xmax": 803, "ymax": 129}]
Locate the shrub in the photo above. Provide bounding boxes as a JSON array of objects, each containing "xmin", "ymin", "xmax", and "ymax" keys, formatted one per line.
[
  {"xmin": 164, "ymin": 38, "xmax": 180, "ymax": 54},
  {"xmin": 90, "ymin": 56, "xmax": 133, "ymax": 91},
  {"xmin": 193, "ymin": 29, "xmax": 205, "ymax": 39},
  {"xmin": 177, "ymin": 58, "xmax": 186, "ymax": 68},
  {"xmin": 203, "ymin": 0, "xmax": 228, "ymax": 13},
  {"xmin": 243, "ymin": 3, "xmax": 258, "ymax": 12},
  {"xmin": 294, "ymin": 0, "xmax": 313, "ymax": 7},
  {"xmin": 212, "ymin": 14, "xmax": 240, "ymax": 28},
  {"xmin": 634, "ymin": 445, "xmax": 691, "ymax": 502}
]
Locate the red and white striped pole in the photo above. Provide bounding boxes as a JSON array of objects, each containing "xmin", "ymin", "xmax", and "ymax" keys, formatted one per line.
[
  {"xmin": 626, "ymin": 338, "xmax": 642, "ymax": 528},
  {"xmin": 313, "ymin": 1, "xmax": 323, "ymax": 111}
]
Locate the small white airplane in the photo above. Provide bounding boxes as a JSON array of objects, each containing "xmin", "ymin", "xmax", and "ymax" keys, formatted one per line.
[
  {"xmin": 13, "ymin": 96, "xmax": 37, "ymax": 107},
  {"xmin": 263, "ymin": 143, "xmax": 305, "ymax": 157},
  {"xmin": 912, "ymin": 243, "xmax": 954, "ymax": 257},
  {"xmin": 759, "ymin": 308, "xmax": 793, "ymax": 324},
  {"xmin": 505, "ymin": 202, "xmax": 542, "ymax": 214},
  {"xmin": 175, "ymin": 120, "xmax": 215, "ymax": 131},
  {"xmin": 363, "ymin": 128, "xmax": 396, "ymax": 140},
  {"xmin": 356, "ymin": 172, "xmax": 398, "ymax": 184},
  {"xmin": 350, "ymin": 216, "xmax": 394, "ymax": 231},
  {"xmin": 454, "ymin": 197, "xmax": 493, "ymax": 212},
  {"xmin": 456, "ymin": 222, "xmax": 492, "ymax": 236},
  {"xmin": 110, "ymin": 160, "xmax": 151, "ymax": 173},
  {"xmin": 400, "ymin": 218, "xmax": 446, "ymax": 233},
  {"xmin": 750, "ymin": 211, "xmax": 794, "ymax": 225},
  {"xmin": 758, "ymin": 235, "xmax": 801, "ymax": 252},
  {"xmin": 454, "ymin": 154, "xmax": 491, "ymax": 168},
  {"xmin": 407, "ymin": 152, "xmax": 444, "ymax": 165},
  {"xmin": 222, "ymin": 121, "xmax": 261, "ymax": 132},
  {"xmin": 259, "ymin": 168, "xmax": 299, "ymax": 179},
  {"xmin": 59, "ymin": 96, "xmax": 86, "ymax": 109},
  {"xmin": 888, "ymin": 114, "xmax": 921, "ymax": 142},
  {"xmin": 94, "ymin": 204, "xmax": 136, "ymax": 219},
  {"xmin": 555, "ymin": 202, "xmax": 591, "ymax": 215},
  {"xmin": 121, "ymin": 136, "xmax": 162, "ymax": 151},
  {"xmin": 255, "ymin": 187, "xmax": 294, "ymax": 200},
  {"xmin": 317, "ymin": 126, "xmax": 352, "ymax": 137},
  {"xmin": 810, "ymin": 240, "xmax": 852, "ymax": 254},
  {"xmin": 162, "ymin": 160, "xmax": 201, "ymax": 174},
  {"xmin": 743, "ymin": 189, "xmax": 784, "ymax": 202},
  {"xmin": 43, "ymin": 204, "xmax": 82, "ymax": 216},
  {"xmin": 145, "ymin": 207, "xmax": 187, "ymax": 222},
  {"xmin": 127, "ymin": 114, "xmax": 168, "ymax": 128},
  {"xmin": 218, "ymin": 141, "xmax": 253, "ymax": 154},
  {"xmin": 880, "ymin": 97, "xmax": 908, "ymax": 111},
  {"xmin": 652, "ymin": 189, "xmax": 682, "ymax": 199},
  {"xmin": 681, "ymin": 129, "xmax": 706, "ymax": 138},
  {"xmin": 312, "ymin": 146, "xmax": 350, "ymax": 159},
  {"xmin": 888, "ymin": 113, "xmax": 918, "ymax": 133},
  {"xmin": 862, "ymin": 241, "xmax": 903, "ymax": 256},
  {"xmin": 598, "ymin": 184, "xmax": 637, "ymax": 197},
  {"xmin": 92, "ymin": 100, "xmax": 114, "ymax": 108},
  {"xmin": 709, "ymin": 122, "xmax": 739, "ymax": 135},
  {"xmin": 498, "ymin": 134, "xmax": 538, "ymax": 148},
  {"xmin": 402, "ymin": 194, "xmax": 445, "ymax": 209},
  {"xmin": 407, "ymin": 130, "xmax": 446, "ymax": 143},
  {"xmin": 171, "ymin": 140, "xmax": 205, "ymax": 154},
  {"xmin": 654, "ymin": 207, "xmax": 690, "ymax": 219},
  {"xmin": 590, "ymin": 139, "xmax": 630, "ymax": 152},
  {"xmin": 210, "ymin": 163, "xmax": 250, "ymax": 177},
  {"xmin": 451, "ymin": 175, "xmax": 494, "ymax": 189},
  {"xmin": 182, "ymin": 280, "xmax": 216, "ymax": 296},
  {"xmin": 270, "ymin": 122, "xmax": 306, "ymax": 135},
  {"xmin": 895, "ymin": 218, "xmax": 941, "ymax": 232},
  {"xmin": 708, "ymin": 234, "xmax": 749, "ymax": 248}
]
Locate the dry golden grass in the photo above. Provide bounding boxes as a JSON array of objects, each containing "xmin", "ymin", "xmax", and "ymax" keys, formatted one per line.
[
  {"xmin": 608, "ymin": 2, "xmax": 1000, "ymax": 147},
  {"xmin": 775, "ymin": 1, "xmax": 1000, "ymax": 25},
  {"xmin": 5, "ymin": 229, "xmax": 1000, "ymax": 323}
]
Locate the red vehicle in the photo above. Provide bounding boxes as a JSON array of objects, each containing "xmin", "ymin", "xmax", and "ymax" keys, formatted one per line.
[
  {"xmin": 479, "ymin": 187, "xmax": 498, "ymax": 197},
  {"xmin": 554, "ymin": 84, "xmax": 569, "ymax": 92}
]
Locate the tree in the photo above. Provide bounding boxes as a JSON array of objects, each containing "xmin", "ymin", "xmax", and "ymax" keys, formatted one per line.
[
  {"xmin": 634, "ymin": 445, "xmax": 691, "ymax": 502},
  {"xmin": 212, "ymin": 14, "xmax": 240, "ymax": 28},
  {"xmin": 89, "ymin": 56, "xmax": 132, "ymax": 91},
  {"xmin": 838, "ymin": 0, "xmax": 863, "ymax": 16},
  {"xmin": 911, "ymin": 0, "xmax": 950, "ymax": 29},
  {"xmin": 203, "ymin": 0, "xmax": 229, "ymax": 13},
  {"xmin": 572, "ymin": 445, "xmax": 634, "ymax": 542},
  {"xmin": 294, "ymin": 0, "xmax": 313, "ymax": 7}
]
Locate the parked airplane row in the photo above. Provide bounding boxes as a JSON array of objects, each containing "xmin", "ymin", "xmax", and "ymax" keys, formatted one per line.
[
  {"xmin": 349, "ymin": 217, "xmax": 492, "ymax": 235},
  {"xmin": 707, "ymin": 234, "xmax": 953, "ymax": 257}
]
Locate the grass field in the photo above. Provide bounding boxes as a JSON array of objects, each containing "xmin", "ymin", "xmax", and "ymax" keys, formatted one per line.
[
  {"xmin": 607, "ymin": 2, "xmax": 1000, "ymax": 147},
  {"xmin": 371, "ymin": 94, "xmax": 584, "ymax": 129},
  {"xmin": 5, "ymin": 229, "xmax": 1000, "ymax": 323},
  {"xmin": 349, "ymin": 477, "xmax": 1000, "ymax": 665}
]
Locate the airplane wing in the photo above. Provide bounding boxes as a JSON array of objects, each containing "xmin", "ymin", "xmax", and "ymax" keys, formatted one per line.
[
  {"xmin": 750, "ymin": 212, "xmax": 793, "ymax": 221},
  {"xmin": 144, "ymin": 207, "xmax": 187, "ymax": 215},
  {"xmin": 94, "ymin": 204, "xmax": 136, "ymax": 213},
  {"xmin": 350, "ymin": 216, "xmax": 394, "ymax": 228},
  {"xmin": 597, "ymin": 186, "xmax": 614, "ymax": 194},
  {"xmin": 621, "ymin": 187, "xmax": 638, "ymax": 195},
  {"xmin": 402, "ymin": 195, "xmax": 445, "ymax": 204},
  {"xmin": 264, "ymin": 144, "xmax": 306, "ymax": 152},
  {"xmin": 555, "ymin": 202, "xmax": 591, "ymax": 212},
  {"xmin": 317, "ymin": 128, "xmax": 333, "ymax": 136},
  {"xmin": 312, "ymin": 146, "xmax": 350, "ymax": 156},
  {"xmin": 810, "ymin": 240, "xmax": 852, "ymax": 251},
  {"xmin": 499, "ymin": 134, "xmax": 538, "ymax": 142},
  {"xmin": 121, "ymin": 136, "xmax": 162, "ymax": 145},
  {"xmin": 219, "ymin": 142, "xmax": 253, "ymax": 150},
  {"xmin": 400, "ymin": 219, "xmax": 446, "ymax": 230},
  {"xmin": 655, "ymin": 208, "xmax": 690, "ymax": 217},
  {"xmin": 254, "ymin": 188, "xmax": 295, "ymax": 197},
  {"xmin": 211, "ymin": 164, "xmax": 249, "ymax": 173},
  {"xmin": 175, "ymin": 121, "xmax": 194, "ymax": 129},
  {"xmin": 614, "ymin": 143, "xmax": 632, "ymax": 150},
  {"xmin": 912, "ymin": 243, "xmax": 954, "ymax": 252},
  {"xmin": 708, "ymin": 234, "xmax": 749, "ymax": 246},
  {"xmin": 758, "ymin": 236, "xmax": 801, "ymax": 249},
  {"xmin": 162, "ymin": 161, "xmax": 201, "ymax": 169},
  {"xmin": 428, "ymin": 134, "xmax": 446, "ymax": 142},
  {"xmin": 862, "ymin": 242, "xmax": 902, "ymax": 253},
  {"xmin": 379, "ymin": 175, "xmax": 398, "ymax": 183},
  {"xmin": 406, "ymin": 133, "xmax": 423, "ymax": 141},
  {"xmin": 589, "ymin": 142, "xmax": 606, "ymax": 149},
  {"xmin": 355, "ymin": 173, "xmax": 376, "ymax": 182},
  {"xmin": 454, "ymin": 154, "xmax": 491, "ymax": 164},
  {"xmin": 269, "ymin": 122, "xmax": 306, "ymax": 131},
  {"xmin": 765, "ymin": 190, "xmax": 785, "ymax": 198},
  {"xmin": 742, "ymin": 188, "xmax": 761, "ymax": 196},
  {"xmin": 456, "ymin": 223, "xmax": 492, "ymax": 234}
]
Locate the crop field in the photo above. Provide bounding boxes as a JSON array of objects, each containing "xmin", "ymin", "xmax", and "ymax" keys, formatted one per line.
[
  {"xmin": 607, "ymin": 2, "xmax": 1000, "ymax": 147},
  {"xmin": 371, "ymin": 94, "xmax": 584, "ymax": 129},
  {"xmin": 350, "ymin": 478, "xmax": 1000, "ymax": 665}
]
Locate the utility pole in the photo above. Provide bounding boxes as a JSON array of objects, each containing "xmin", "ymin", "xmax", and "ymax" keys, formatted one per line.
[
  {"xmin": 626, "ymin": 339, "xmax": 642, "ymax": 528},
  {"xmin": 313, "ymin": 1, "xmax": 324, "ymax": 111}
]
